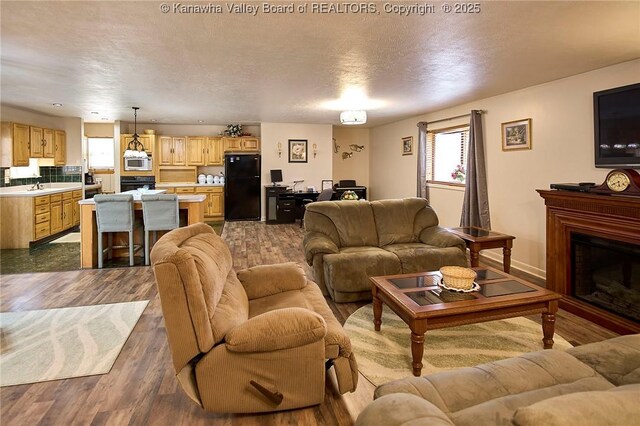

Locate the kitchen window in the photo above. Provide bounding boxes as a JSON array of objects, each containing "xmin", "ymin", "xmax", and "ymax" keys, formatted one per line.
[
  {"xmin": 87, "ymin": 137, "xmax": 115, "ymax": 170},
  {"xmin": 426, "ymin": 126, "xmax": 469, "ymax": 185}
]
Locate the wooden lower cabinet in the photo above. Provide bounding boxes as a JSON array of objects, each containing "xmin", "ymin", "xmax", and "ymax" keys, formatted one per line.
[
  {"xmin": 162, "ymin": 186, "xmax": 224, "ymax": 219},
  {"xmin": 72, "ymin": 190, "xmax": 82, "ymax": 226}
]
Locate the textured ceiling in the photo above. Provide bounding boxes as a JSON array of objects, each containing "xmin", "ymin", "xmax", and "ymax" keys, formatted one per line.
[{"xmin": 1, "ymin": 1, "xmax": 639, "ymax": 126}]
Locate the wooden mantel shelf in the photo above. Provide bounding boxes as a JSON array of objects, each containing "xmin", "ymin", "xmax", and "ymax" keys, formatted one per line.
[{"xmin": 538, "ymin": 189, "xmax": 640, "ymax": 334}]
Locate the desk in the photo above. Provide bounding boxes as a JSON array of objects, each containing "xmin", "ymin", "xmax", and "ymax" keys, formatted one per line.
[
  {"xmin": 264, "ymin": 186, "xmax": 318, "ymax": 223},
  {"xmin": 447, "ymin": 226, "xmax": 515, "ymax": 272},
  {"xmin": 79, "ymin": 195, "xmax": 206, "ymax": 268}
]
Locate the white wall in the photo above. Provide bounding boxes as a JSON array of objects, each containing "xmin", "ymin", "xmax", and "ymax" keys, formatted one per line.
[
  {"xmin": 84, "ymin": 123, "xmax": 114, "ymax": 137},
  {"xmin": 332, "ymin": 126, "xmax": 370, "ymax": 188},
  {"xmin": 122, "ymin": 123, "xmax": 261, "ymax": 138},
  {"xmin": 260, "ymin": 122, "xmax": 333, "ymax": 219},
  {"xmin": 370, "ymin": 59, "xmax": 640, "ymax": 278}
]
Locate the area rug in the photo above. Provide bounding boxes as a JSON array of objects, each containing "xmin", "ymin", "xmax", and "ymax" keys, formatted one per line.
[
  {"xmin": 0, "ymin": 300, "xmax": 149, "ymax": 387},
  {"xmin": 49, "ymin": 232, "xmax": 81, "ymax": 244},
  {"xmin": 345, "ymin": 304, "xmax": 573, "ymax": 386}
]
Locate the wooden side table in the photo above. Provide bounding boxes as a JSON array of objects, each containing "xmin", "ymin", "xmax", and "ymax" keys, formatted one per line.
[{"xmin": 447, "ymin": 226, "xmax": 515, "ymax": 272}]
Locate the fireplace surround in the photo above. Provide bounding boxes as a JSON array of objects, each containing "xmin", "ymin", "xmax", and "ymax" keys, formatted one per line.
[{"xmin": 538, "ymin": 189, "xmax": 640, "ymax": 334}]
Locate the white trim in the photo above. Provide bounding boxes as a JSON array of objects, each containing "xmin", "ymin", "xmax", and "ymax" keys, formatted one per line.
[
  {"xmin": 427, "ymin": 182, "xmax": 465, "ymax": 192},
  {"xmin": 479, "ymin": 252, "xmax": 546, "ymax": 281}
]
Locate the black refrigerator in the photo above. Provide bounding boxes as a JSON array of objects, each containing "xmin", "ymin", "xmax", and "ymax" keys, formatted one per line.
[{"xmin": 224, "ymin": 154, "xmax": 261, "ymax": 220}]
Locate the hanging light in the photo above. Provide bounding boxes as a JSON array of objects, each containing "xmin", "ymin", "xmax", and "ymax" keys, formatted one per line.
[
  {"xmin": 340, "ymin": 110, "xmax": 367, "ymax": 125},
  {"xmin": 123, "ymin": 106, "xmax": 147, "ymax": 158}
]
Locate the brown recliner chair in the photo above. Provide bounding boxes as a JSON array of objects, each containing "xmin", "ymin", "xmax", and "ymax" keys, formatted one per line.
[{"xmin": 150, "ymin": 223, "xmax": 358, "ymax": 413}]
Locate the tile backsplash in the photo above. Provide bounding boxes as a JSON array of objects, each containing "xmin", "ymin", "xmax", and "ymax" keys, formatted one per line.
[{"xmin": 0, "ymin": 166, "xmax": 81, "ymax": 188}]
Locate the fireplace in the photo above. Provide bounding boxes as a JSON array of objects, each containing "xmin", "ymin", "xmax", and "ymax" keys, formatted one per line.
[{"xmin": 538, "ymin": 189, "xmax": 640, "ymax": 334}]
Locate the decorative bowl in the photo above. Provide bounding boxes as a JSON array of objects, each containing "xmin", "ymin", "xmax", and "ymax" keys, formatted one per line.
[
  {"xmin": 340, "ymin": 190, "xmax": 359, "ymax": 200},
  {"xmin": 439, "ymin": 266, "xmax": 477, "ymax": 290}
]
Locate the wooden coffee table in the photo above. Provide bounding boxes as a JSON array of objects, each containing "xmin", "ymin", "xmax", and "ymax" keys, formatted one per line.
[
  {"xmin": 447, "ymin": 226, "xmax": 515, "ymax": 272},
  {"xmin": 369, "ymin": 266, "xmax": 561, "ymax": 376}
]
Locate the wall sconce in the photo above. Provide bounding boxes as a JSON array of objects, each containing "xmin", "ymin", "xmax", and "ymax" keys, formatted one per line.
[
  {"xmin": 277, "ymin": 142, "xmax": 282, "ymax": 158},
  {"xmin": 313, "ymin": 143, "xmax": 318, "ymax": 158}
]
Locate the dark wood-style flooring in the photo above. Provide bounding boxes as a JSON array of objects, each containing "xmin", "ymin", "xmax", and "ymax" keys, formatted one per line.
[{"xmin": 0, "ymin": 221, "xmax": 618, "ymax": 425}]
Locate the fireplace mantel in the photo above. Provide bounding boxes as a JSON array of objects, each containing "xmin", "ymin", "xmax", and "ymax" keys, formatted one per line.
[{"xmin": 538, "ymin": 189, "xmax": 640, "ymax": 334}]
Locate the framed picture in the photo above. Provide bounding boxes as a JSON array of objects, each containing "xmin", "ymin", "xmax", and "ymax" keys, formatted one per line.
[
  {"xmin": 502, "ymin": 118, "xmax": 532, "ymax": 151},
  {"xmin": 288, "ymin": 139, "xmax": 308, "ymax": 163},
  {"xmin": 402, "ymin": 136, "xmax": 413, "ymax": 156},
  {"xmin": 321, "ymin": 179, "xmax": 333, "ymax": 191}
]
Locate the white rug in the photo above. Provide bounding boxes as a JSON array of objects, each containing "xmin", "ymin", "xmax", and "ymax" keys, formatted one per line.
[
  {"xmin": 0, "ymin": 300, "xmax": 149, "ymax": 387},
  {"xmin": 345, "ymin": 304, "xmax": 573, "ymax": 386},
  {"xmin": 50, "ymin": 232, "xmax": 81, "ymax": 244}
]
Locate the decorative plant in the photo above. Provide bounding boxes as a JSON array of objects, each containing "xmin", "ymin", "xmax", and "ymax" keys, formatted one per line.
[
  {"xmin": 340, "ymin": 190, "xmax": 359, "ymax": 200},
  {"xmin": 451, "ymin": 165, "xmax": 466, "ymax": 182},
  {"xmin": 225, "ymin": 124, "xmax": 243, "ymax": 137}
]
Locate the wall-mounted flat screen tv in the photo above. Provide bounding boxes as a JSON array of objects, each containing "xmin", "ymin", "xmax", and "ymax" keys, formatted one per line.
[{"xmin": 594, "ymin": 82, "xmax": 640, "ymax": 168}]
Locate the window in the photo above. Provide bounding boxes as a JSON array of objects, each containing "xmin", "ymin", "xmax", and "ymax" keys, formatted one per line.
[
  {"xmin": 426, "ymin": 126, "xmax": 469, "ymax": 185},
  {"xmin": 87, "ymin": 137, "xmax": 115, "ymax": 169}
]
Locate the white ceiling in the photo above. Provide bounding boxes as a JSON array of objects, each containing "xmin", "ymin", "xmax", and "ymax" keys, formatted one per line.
[{"xmin": 1, "ymin": 1, "xmax": 639, "ymax": 127}]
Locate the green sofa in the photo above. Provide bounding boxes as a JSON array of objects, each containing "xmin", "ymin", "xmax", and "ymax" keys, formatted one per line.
[
  {"xmin": 302, "ymin": 198, "xmax": 468, "ymax": 302},
  {"xmin": 356, "ymin": 334, "xmax": 640, "ymax": 426}
]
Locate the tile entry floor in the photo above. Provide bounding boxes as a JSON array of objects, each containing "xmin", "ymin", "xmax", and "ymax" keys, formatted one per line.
[{"xmin": 0, "ymin": 222, "xmax": 225, "ymax": 275}]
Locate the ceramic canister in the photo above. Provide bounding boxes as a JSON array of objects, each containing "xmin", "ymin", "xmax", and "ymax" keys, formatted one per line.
[
  {"xmin": 206, "ymin": 175, "xmax": 214, "ymax": 184},
  {"xmin": 198, "ymin": 174, "xmax": 206, "ymax": 184}
]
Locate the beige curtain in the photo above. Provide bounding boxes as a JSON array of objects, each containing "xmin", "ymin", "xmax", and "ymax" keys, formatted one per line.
[
  {"xmin": 460, "ymin": 110, "xmax": 491, "ymax": 228},
  {"xmin": 417, "ymin": 122, "xmax": 429, "ymax": 201}
]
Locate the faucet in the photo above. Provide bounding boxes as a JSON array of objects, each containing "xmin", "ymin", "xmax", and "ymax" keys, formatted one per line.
[{"xmin": 31, "ymin": 181, "xmax": 43, "ymax": 190}]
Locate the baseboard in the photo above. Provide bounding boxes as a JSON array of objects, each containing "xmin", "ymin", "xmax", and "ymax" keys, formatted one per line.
[{"xmin": 479, "ymin": 252, "xmax": 546, "ymax": 287}]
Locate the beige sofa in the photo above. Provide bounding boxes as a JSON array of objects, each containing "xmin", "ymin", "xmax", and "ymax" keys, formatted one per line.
[
  {"xmin": 150, "ymin": 223, "xmax": 358, "ymax": 413},
  {"xmin": 356, "ymin": 334, "xmax": 640, "ymax": 426},
  {"xmin": 303, "ymin": 198, "xmax": 468, "ymax": 302}
]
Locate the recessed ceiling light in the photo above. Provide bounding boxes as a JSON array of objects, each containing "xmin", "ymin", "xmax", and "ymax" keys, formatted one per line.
[
  {"xmin": 91, "ymin": 111, "xmax": 99, "ymax": 115},
  {"xmin": 198, "ymin": 120, "xmax": 204, "ymax": 123},
  {"xmin": 101, "ymin": 117, "xmax": 109, "ymax": 121},
  {"xmin": 52, "ymin": 103, "xmax": 63, "ymax": 107}
]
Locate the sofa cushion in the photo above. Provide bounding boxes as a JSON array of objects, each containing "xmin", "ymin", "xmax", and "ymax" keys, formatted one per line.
[
  {"xmin": 237, "ymin": 262, "xmax": 307, "ymax": 299},
  {"xmin": 566, "ymin": 334, "xmax": 640, "ymax": 386},
  {"xmin": 371, "ymin": 198, "xmax": 434, "ymax": 246},
  {"xmin": 512, "ymin": 384, "xmax": 640, "ymax": 426},
  {"xmin": 383, "ymin": 243, "xmax": 468, "ymax": 274},
  {"xmin": 306, "ymin": 201, "xmax": 378, "ymax": 247},
  {"xmin": 210, "ymin": 271, "xmax": 249, "ymax": 344},
  {"xmin": 323, "ymin": 246, "xmax": 402, "ymax": 293}
]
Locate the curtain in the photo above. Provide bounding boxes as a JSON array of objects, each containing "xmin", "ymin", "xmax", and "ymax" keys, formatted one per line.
[
  {"xmin": 417, "ymin": 122, "xmax": 429, "ymax": 200},
  {"xmin": 460, "ymin": 110, "xmax": 491, "ymax": 228}
]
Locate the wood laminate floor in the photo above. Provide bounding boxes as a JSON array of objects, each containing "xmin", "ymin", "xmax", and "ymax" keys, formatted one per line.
[{"xmin": 0, "ymin": 221, "xmax": 619, "ymax": 425}]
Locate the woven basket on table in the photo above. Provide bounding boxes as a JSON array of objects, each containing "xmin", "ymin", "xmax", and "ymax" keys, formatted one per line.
[{"xmin": 439, "ymin": 266, "xmax": 477, "ymax": 290}]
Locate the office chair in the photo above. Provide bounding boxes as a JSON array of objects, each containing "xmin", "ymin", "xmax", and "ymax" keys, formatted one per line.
[{"xmin": 300, "ymin": 188, "xmax": 334, "ymax": 228}]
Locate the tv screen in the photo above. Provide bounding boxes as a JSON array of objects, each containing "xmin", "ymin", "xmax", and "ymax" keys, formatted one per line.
[
  {"xmin": 594, "ymin": 82, "xmax": 640, "ymax": 168},
  {"xmin": 270, "ymin": 169, "xmax": 283, "ymax": 184}
]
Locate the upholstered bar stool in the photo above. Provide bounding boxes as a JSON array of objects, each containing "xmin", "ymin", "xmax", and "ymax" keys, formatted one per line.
[
  {"xmin": 94, "ymin": 194, "xmax": 139, "ymax": 268},
  {"xmin": 141, "ymin": 194, "xmax": 180, "ymax": 266}
]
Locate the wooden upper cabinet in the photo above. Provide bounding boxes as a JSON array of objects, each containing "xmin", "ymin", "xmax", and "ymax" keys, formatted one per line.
[
  {"xmin": 241, "ymin": 137, "xmax": 260, "ymax": 151},
  {"xmin": 223, "ymin": 137, "xmax": 260, "ymax": 152},
  {"xmin": 206, "ymin": 137, "xmax": 223, "ymax": 165},
  {"xmin": 30, "ymin": 126, "xmax": 44, "ymax": 157},
  {"xmin": 186, "ymin": 136, "xmax": 205, "ymax": 166},
  {"xmin": 43, "ymin": 128, "xmax": 55, "ymax": 158},
  {"xmin": 54, "ymin": 130, "xmax": 66, "ymax": 165},
  {"xmin": 1, "ymin": 122, "xmax": 30, "ymax": 167},
  {"xmin": 159, "ymin": 136, "xmax": 187, "ymax": 166},
  {"xmin": 223, "ymin": 137, "xmax": 242, "ymax": 152}
]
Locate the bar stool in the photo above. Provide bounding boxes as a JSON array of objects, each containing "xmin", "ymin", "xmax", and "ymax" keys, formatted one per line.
[
  {"xmin": 94, "ymin": 194, "xmax": 140, "ymax": 268},
  {"xmin": 141, "ymin": 194, "xmax": 180, "ymax": 266}
]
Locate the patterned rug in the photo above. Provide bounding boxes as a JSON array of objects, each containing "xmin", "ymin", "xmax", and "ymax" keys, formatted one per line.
[
  {"xmin": 0, "ymin": 301, "xmax": 148, "ymax": 387},
  {"xmin": 345, "ymin": 304, "xmax": 573, "ymax": 386}
]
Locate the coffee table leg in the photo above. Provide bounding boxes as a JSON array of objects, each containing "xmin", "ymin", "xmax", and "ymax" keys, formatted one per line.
[
  {"xmin": 542, "ymin": 301, "xmax": 558, "ymax": 349},
  {"xmin": 410, "ymin": 321, "xmax": 427, "ymax": 376},
  {"xmin": 469, "ymin": 242, "xmax": 480, "ymax": 267},
  {"xmin": 503, "ymin": 241, "xmax": 512, "ymax": 273},
  {"xmin": 372, "ymin": 285, "xmax": 382, "ymax": 332}
]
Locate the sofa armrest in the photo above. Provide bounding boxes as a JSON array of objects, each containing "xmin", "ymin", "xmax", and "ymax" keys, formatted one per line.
[
  {"xmin": 225, "ymin": 307, "xmax": 327, "ymax": 353},
  {"xmin": 356, "ymin": 393, "xmax": 454, "ymax": 426},
  {"xmin": 237, "ymin": 262, "xmax": 307, "ymax": 300},
  {"xmin": 419, "ymin": 226, "xmax": 466, "ymax": 251},
  {"xmin": 303, "ymin": 231, "xmax": 339, "ymax": 265}
]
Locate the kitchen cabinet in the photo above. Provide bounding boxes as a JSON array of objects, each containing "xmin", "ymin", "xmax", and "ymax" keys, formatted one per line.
[
  {"xmin": 62, "ymin": 191, "xmax": 73, "ymax": 229},
  {"xmin": 72, "ymin": 190, "xmax": 82, "ymax": 226},
  {"xmin": 159, "ymin": 136, "xmax": 186, "ymax": 166},
  {"xmin": 34, "ymin": 196, "xmax": 51, "ymax": 240},
  {"xmin": 241, "ymin": 137, "xmax": 260, "ymax": 151},
  {"xmin": 195, "ymin": 186, "xmax": 224, "ymax": 219},
  {"xmin": 43, "ymin": 128, "xmax": 55, "ymax": 158},
  {"xmin": 206, "ymin": 137, "xmax": 223, "ymax": 165},
  {"xmin": 223, "ymin": 137, "xmax": 260, "ymax": 152},
  {"xmin": 50, "ymin": 194, "xmax": 63, "ymax": 234},
  {"xmin": 186, "ymin": 136, "xmax": 206, "ymax": 166},
  {"xmin": 1, "ymin": 122, "xmax": 30, "ymax": 166},
  {"xmin": 54, "ymin": 130, "xmax": 66, "ymax": 165},
  {"xmin": 30, "ymin": 126, "xmax": 44, "ymax": 158}
]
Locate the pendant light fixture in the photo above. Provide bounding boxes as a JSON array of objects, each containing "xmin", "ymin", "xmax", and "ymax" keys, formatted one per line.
[
  {"xmin": 340, "ymin": 110, "xmax": 367, "ymax": 125},
  {"xmin": 123, "ymin": 106, "xmax": 147, "ymax": 158}
]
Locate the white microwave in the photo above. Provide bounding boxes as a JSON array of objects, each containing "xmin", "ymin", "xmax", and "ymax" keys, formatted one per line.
[{"xmin": 124, "ymin": 156, "xmax": 153, "ymax": 171}]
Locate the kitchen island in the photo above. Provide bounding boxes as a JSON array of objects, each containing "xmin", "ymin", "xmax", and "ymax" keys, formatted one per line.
[{"xmin": 78, "ymin": 194, "xmax": 206, "ymax": 268}]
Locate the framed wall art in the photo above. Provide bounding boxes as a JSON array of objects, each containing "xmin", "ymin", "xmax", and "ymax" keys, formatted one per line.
[
  {"xmin": 321, "ymin": 179, "xmax": 333, "ymax": 191},
  {"xmin": 402, "ymin": 136, "xmax": 413, "ymax": 155},
  {"xmin": 502, "ymin": 118, "xmax": 532, "ymax": 151},
  {"xmin": 288, "ymin": 139, "xmax": 308, "ymax": 163}
]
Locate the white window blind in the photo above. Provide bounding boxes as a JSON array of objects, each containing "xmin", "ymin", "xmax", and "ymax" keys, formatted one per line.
[
  {"xmin": 87, "ymin": 137, "xmax": 115, "ymax": 169},
  {"xmin": 427, "ymin": 126, "xmax": 469, "ymax": 184}
]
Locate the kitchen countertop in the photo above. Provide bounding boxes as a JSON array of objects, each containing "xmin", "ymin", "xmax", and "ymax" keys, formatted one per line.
[
  {"xmin": 0, "ymin": 183, "xmax": 83, "ymax": 197},
  {"xmin": 156, "ymin": 182, "xmax": 225, "ymax": 187}
]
